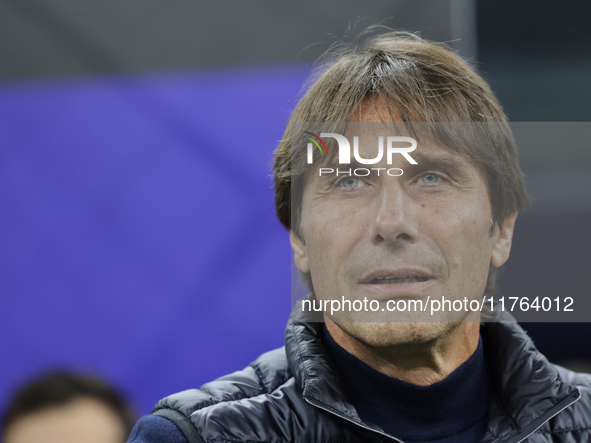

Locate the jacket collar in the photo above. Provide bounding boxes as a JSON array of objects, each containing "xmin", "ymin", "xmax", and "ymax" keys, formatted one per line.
[
  {"xmin": 479, "ymin": 308, "xmax": 580, "ymax": 442},
  {"xmin": 285, "ymin": 299, "xmax": 580, "ymax": 442}
]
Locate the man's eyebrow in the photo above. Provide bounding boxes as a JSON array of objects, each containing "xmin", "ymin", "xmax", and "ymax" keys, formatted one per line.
[{"xmin": 409, "ymin": 152, "xmax": 472, "ymax": 174}]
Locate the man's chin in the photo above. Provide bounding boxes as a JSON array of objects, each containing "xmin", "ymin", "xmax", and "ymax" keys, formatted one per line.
[
  {"xmin": 326, "ymin": 306, "xmax": 452, "ymax": 324},
  {"xmin": 329, "ymin": 319, "xmax": 459, "ymax": 349}
]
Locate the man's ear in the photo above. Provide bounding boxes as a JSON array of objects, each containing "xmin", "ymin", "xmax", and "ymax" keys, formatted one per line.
[
  {"xmin": 491, "ymin": 212, "xmax": 518, "ymax": 268},
  {"xmin": 290, "ymin": 230, "xmax": 310, "ymax": 273}
]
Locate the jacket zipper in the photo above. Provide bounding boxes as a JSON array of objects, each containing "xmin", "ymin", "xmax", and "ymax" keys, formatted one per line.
[
  {"xmin": 503, "ymin": 390, "xmax": 581, "ymax": 443},
  {"xmin": 304, "ymin": 396, "xmax": 404, "ymax": 443}
]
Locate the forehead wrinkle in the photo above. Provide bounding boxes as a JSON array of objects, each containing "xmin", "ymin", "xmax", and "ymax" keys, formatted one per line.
[
  {"xmin": 412, "ymin": 150, "xmax": 470, "ymax": 168},
  {"xmin": 311, "ymin": 144, "xmax": 471, "ymax": 174},
  {"xmin": 321, "ymin": 157, "xmax": 375, "ymax": 171}
]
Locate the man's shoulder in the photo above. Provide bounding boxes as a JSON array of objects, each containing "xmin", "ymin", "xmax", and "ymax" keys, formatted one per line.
[
  {"xmin": 555, "ymin": 364, "xmax": 591, "ymax": 419},
  {"xmin": 151, "ymin": 346, "xmax": 342, "ymax": 443},
  {"xmin": 535, "ymin": 364, "xmax": 591, "ymax": 438},
  {"xmin": 154, "ymin": 347, "xmax": 293, "ymax": 415},
  {"xmin": 554, "ymin": 364, "xmax": 591, "ymax": 389}
]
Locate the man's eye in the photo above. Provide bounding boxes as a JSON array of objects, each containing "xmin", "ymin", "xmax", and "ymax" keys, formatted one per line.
[
  {"xmin": 421, "ymin": 173, "xmax": 440, "ymax": 184},
  {"xmin": 341, "ymin": 177, "xmax": 363, "ymax": 188}
]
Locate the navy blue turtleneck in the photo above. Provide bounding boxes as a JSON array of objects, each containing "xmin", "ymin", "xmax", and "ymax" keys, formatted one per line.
[{"xmin": 321, "ymin": 325, "xmax": 493, "ymax": 442}]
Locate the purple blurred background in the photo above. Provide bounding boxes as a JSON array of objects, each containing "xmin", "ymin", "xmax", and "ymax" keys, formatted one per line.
[{"xmin": 1, "ymin": 0, "xmax": 590, "ymax": 416}]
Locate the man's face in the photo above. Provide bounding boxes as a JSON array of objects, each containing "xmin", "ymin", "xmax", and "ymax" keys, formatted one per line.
[{"xmin": 290, "ymin": 102, "xmax": 516, "ymax": 348}]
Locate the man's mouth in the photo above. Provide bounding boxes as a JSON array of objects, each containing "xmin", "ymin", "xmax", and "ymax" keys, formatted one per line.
[
  {"xmin": 370, "ymin": 276, "xmax": 430, "ymax": 284},
  {"xmin": 359, "ymin": 269, "xmax": 436, "ymax": 296},
  {"xmin": 359, "ymin": 268, "xmax": 434, "ymax": 285}
]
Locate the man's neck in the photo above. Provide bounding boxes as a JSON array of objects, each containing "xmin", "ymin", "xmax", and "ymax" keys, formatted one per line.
[{"xmin": 324, "ymin": 319, "xmax": 481, "ymax": 386}]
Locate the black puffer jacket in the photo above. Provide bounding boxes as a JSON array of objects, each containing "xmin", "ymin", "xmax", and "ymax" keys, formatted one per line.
[{"xmin": 153, "ymin": 306, "xmax": 591, "ymax": 442}]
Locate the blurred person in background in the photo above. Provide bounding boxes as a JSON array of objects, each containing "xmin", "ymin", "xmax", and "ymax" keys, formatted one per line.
[{"xmin": 1, "ymin": 371, "xmax": 136, "ymax": 443}]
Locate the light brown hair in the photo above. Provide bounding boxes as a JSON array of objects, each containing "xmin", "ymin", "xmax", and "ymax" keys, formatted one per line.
[{"xmin": 273, "ymin": 30, "xmax": 529, "ymax": 294}]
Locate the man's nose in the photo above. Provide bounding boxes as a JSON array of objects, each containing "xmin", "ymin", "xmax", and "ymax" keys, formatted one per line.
[{"xmin": 371, "ymin": 184, "xmax": 419, "ymax": 245}]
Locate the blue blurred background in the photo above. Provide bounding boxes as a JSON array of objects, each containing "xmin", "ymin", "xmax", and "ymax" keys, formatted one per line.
[{"xmin": 1, "ymin": 0, "xmax": 590, "ymax": 416}]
